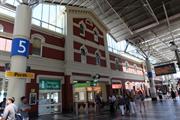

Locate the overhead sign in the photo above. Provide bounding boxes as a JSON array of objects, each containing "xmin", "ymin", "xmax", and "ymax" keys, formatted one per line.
[
  {"xmin": 11, "ymin": 38, "xmax": 30, "ymax": 57},
  {"xmin": 5, "ymin": 71, "xmax": 35, "ymax": 79},
  {"xmin": 154, "ymin": 63, "xmax": 176, "ymax": 76},
  {"xmin": 112, "ymin": 84, "xmax": 122, "ymax": 89}
]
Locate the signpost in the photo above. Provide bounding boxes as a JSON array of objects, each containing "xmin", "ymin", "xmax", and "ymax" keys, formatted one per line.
[{"xmin": 5, "ymin": 71, "xmax": 34, "ymax": 79}]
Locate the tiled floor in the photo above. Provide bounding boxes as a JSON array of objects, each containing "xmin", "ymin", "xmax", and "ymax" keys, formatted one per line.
[{"xmin": 34, "ymin": 99, "xmax": 180, "ymax": 120}]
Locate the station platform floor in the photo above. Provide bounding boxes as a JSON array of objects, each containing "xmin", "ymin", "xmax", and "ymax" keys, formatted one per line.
[{"xmin": 34, "ymin": 98, "xmax": 180, "ymax": 120}]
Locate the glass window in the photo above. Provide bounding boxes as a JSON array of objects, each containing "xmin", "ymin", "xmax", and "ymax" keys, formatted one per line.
[
  {"xmin": 115, "ymin": 58, "xmax": 120, "ymax": 70},
  {"xmin": 125, "ymin": 61, "xmax": 129, "ymax": 71},
  {"xmin": 80, "ymin": 47, "xmax": 87, "ymax": 63},
  {"xmin": 93, "ymin": 28, "xmax": 99, "ymax": 42},
  {"xmin": 80, "ymin": 24, "xmax": 85, "ymax": 34},
  {"xmin": 95, "ymin": 52, "xmax": 100, "ymax": 65},
  {"xmin": 134, "ymin": 64, "xmax": 138, "ymax": 72},
  {"xmin": 0, "ymin": 24, "xmax": 4, "ymax": 32},
  {"xmin": 31, "ymin": 36, "xmax": 42, "ymax": 56},
  {"xmin": 0, "ymin": 37, "xmax": 12, "ymax": 52}
]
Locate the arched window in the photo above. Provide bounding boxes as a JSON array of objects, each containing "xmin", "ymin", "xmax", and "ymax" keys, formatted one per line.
[
  {"xmin": 115, "ymin": 58, "xmax": 120, "ymax": 70},
  {"xmin": 80, "ymin": 46, "xmax": 87, "ymax": 63},
  {"xmin": 95, "ymin": 51, "xmax": 101, "ymax": 65},
  {"xmin": 134, "ymin": 64, "xmax": 138, "ymax": 72},
  {"xmin": 93, "ymin": 28, "xmax": 99, "ymax": 42},
  {"xmin": 79, "ymin": 21, "xmax": 86, "ymax": 36},
  {"xmin": 125, "ymin": 61, "xmax": 129, "ymax": 71},
  {"xmin": 31, "ymin": 34, "xmax": 45, "ymax": 56},
  {"xmin": 0, "ymin": 24, "xmax": 4, "ymax": 32}
]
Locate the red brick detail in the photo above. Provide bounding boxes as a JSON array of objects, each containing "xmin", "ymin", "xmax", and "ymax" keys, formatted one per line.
[
  {"xmin": 110, "ymin": 63, "xmax": 116, "ymax": 70},
  {"xmin": 25, "ymin": 83, "xmax": 39, "ymax": 117},
  {"xmin": 73, "ymin": 18, "xmax": 85, "ymax": 24},
  {"xmin": 99, "ymin": 50, "xmax": 106, "ymax": 57},
  {"xmin": 99, "ymin": 37, "xmax": 104, "ymax": 46},
  {"xmin": 87, "ymin": 56, "xmax": 96, "ymax": 65},
  {"xmin": 85, "ymin": 31, "xmax": 94, "ymax": 42},
  {"xmin": 111, "ymin": 78, "xmax": 145, "ymax": 82},
  {"xmin": 31, "ymin": 31, "xmax": 65, "ymax": 48},
  {"xmin": 73, "ymin": 25, "xmax": 80, "ymax": 37},
  {"xmin": 74, "ymin": 52, "xmax": 81, "ymax": 62},
  {"xmin": 106, "ymin": 84, "xmax": 112, "ymax": 99},
  {"xmin": 100, "ymin": 59, "xmax": 106, "ymax": 67},
  {"xmin": 85, "ymin": 45, "xmax": 97, "ymax": 54},
  {"xmin": 72, "ymin": 72, "xmax": 91, "ymax": 77},
  {"xmin": 29, "ymin": 43, "xmax": 32, "ymax": 55},
  {"xmin": 62, "ymin": 75, "xmax": 73, "ymax": 113},
  {"xmin": 0, "ymin": 20, "xmax": 13, "ymax": 33},
  {"xmin": 0, "ymin": 66, "xmax": 4, "ymax": 72},
  {"xmin": 42, "ymin": 47, "xmax": 64, "ymax": 60},
  {"xmin": 73, "ymin": 41, "xmax": 82, "ymax": 50},
  {"xmin": 109, "ymin": 54, "xmax": 116, "ymax": 61}
]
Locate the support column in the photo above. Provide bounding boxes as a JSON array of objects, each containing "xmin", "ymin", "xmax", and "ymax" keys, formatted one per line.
[
  {"xmin": 62, "ymin": 75, "xmax": 73, "ymax": 113},
  {"xmin": 145, "ymin": 58, "xmax": 157, "ymax": 101},
  {"xmin": 7, "ymin": 4, "xmax": 32, "ymax": 104}
]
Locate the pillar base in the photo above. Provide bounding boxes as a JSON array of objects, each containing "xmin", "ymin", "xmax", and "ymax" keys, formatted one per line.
[{"xmin": 151, "ymin": 97, "xmax": 158, "ymax": 101}]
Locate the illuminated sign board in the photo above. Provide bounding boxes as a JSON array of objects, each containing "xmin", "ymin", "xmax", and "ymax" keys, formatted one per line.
[
  {"xmin": 154, "ymin": 63, "xmax": 176, "ymax": 76},
  {"xmin": 112, "ymin": 84, "xmax": 122, "ymax": 89},
  {"xmin": 5, "ymin": 71, "xmax": 35, "ymax": 79}
]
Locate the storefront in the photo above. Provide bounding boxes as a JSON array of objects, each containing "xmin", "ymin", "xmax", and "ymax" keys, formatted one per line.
[
  {"xmin": 112, "ymin": 83, "xmax": 123, "ymax": 95},
  {"xmin": 125, "ymin": 81, "xmax": 145, "ymax": 92},
  {"xmin": 38, "ymin": 78, "xmax": 62, "ymax": 115},
  {"xmin": 0, "ymin": 72, "xmax": 8, "ymax": 101}
]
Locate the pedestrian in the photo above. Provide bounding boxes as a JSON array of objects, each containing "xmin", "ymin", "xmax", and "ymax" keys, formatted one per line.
[
  {"xmin": 124, "ymin": 90, "xmax": 130, "ymax": 114},
  {"xmin": 171, "ymin": 89, "xmax": 176, "ymax": 101},
  {"xmin": 129, "ymin": 90, "xmax": 137, "ymax": 114},
  {"xmin": 0, "ymin": 97, "xmax": 17, "ymax": 120},
  {"xmin": 118, "ymin": 95, "xmax": 125, "ymax": 116},
  {"xmin": 95, "ymin": 94, "xmax": 102, "ymax": 113},
  {"xmin": 137, "ymin": 90, "xmax": 145, "ymax": 112},
  {"xmin": 109, "ymin": 94, "xmax": 116, "ymax": 113},
  {"xmin": 0, "ymin": 98, "xmax": 6, "ymax": 110},
  {"xmin": 18, "ymin": 96, "xmax": 31, "ymax": 120}
]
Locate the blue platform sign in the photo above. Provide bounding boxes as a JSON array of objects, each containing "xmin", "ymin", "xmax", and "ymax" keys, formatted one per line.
[
  {"xmin": 11, "ymin": 38, "xmax": 30, "ymax": 57},
  {"xmin": 147, "ymin": 71, "xmax": 153, "ymax": 78}
]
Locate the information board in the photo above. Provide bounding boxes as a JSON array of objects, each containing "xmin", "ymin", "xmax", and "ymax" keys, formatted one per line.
[{"xmin": 154, "ymin": 63, "xmax": 176, "ymax": 76}]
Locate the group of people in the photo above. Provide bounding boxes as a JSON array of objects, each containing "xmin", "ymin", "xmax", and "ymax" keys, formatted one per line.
[
  {"xmin": 0, "ymin": 96, "xmax": 30, "ymax": 120},
  {"xmin": 108, "ymin": 89, "xmax": 145, "ymax": 116}
]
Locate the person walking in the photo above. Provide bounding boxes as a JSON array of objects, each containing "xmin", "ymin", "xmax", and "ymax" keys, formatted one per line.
[
  {"xmin": 129, "ymin": 90, "xmax": 137, "ymax": 114},
  {"xmin": 0, "ymin": 97, "xmax": 17, "ymax": 120},
  {"xmin": 137, "ymin": 90, "xmax": 145, "ymax": 112},
  {"xmin": 118, "ymin": 95, "xmax": 125, "ymax": 116},
  {"xmin": 18, "ymin": 96, "xmax": 31, "ymax": 120},
  {"xmin": 109, "ymin": 94, "xmax": 116, "ymax": 113}
]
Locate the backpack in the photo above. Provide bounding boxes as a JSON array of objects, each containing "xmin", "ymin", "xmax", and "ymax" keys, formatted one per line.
[{"xmin": 15, "ymin": 113, "xmax": 23, "ymax": 120}]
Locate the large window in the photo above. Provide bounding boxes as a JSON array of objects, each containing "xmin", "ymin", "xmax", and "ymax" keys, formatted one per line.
[
  {"xmin": 80, "ymin": 46, "xmax": 87, "ymax": 64},
  {"xmin": 0, "ymin": 24, "xmax": 4, "ymax": 32},
  {"xmin": 31, "ymin": 34, "xmax": 44, "ymax": 56},
  {"xmin": 0, "ymin": 2, "xmax": 65, "ymax": 34},
  {"xmin": 79, "ymin": 22, "xmax": 86, "ymax": 36},
  {"xmin": 32, "ymin": 4, "xmax": 65, "ymax": 34},
  {"xmin": 95, "ymin": 51, "xmax": 100, "ymax": 65},
  {"xmin": 0, "ymin": 37, "xmax": 12, "ymax": 52}
]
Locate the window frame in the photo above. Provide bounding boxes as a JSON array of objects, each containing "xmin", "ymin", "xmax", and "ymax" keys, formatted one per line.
[
  {"xmin": 125, "ymin": 61, "xmax": 129, "ymax": 71},
  {"xmin": 31, "ymin": 34, "xmax": 45, "ymax": 57},
  {"xmin": 80, "ymin": 45, "xmax": 87, "ymax": 64},
  {"xmin": 0, "ymin": 24, "xmax": 4, "ymax": 32},
  {"xmin": 115, "ymin": 58, "xmax": 120, "ymax": 70},
  {"xmin": 93, "ymin": 27, "xmax": 99, "ymax": 42},
  {"xmin": 79, "ymin": 21, "xmax": 86, "ymax": 37},
  {"xmin": 95, "ymin": 50, "xmax": 101, "ymax": 65}
]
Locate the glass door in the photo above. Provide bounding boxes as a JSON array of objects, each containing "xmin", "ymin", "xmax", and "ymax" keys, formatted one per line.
[{"xmin": 38, "ymin": 90, "xmax": 61, "ymax": 115}]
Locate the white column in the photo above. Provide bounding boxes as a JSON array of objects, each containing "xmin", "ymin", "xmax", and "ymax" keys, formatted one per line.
[
  {"xmin": 103, "ymin": 33, "xmax": 110, "ymax": 69},
  {"xmin": 145, "ymin": 58, "xmax": 157, "ymax": 100},
  {"xmin": 7, "ymin": 4, "xmax": 32, "ymax": 104}
]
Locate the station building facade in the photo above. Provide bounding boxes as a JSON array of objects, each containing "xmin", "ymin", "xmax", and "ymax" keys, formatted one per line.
[{"xmin": 0, "ymin": 6, "xmax": 150, "ymax": 115}]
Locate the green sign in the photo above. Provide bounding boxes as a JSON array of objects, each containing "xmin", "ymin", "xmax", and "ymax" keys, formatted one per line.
[
  {"xmin": 73, "ymin": 83, "xmax": 90, "ymax": 88},
  {"xmin": 39, "ymin": 79, "xmax": 61, "ymax": 90}
]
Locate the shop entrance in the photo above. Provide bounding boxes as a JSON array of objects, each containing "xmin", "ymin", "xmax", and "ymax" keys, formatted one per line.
[{"xmin": 38, "ymin": 78, "xmax": 62, "ymax": 115}]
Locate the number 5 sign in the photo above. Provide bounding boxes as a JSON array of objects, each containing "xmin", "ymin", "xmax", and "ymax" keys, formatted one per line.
[{"xmin": 11, "ymin": 38, "xmax": 30, "ymax": 57}]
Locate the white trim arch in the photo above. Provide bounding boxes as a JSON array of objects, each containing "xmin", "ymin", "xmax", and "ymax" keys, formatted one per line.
[
  {"xmin": 93, "ymin": 27, "xmax": 99, "ymax": 42},
  {"xmin": 31, "ymin": 34, "xmax": 45, "ymax": 57},
  {"xmin": 80, "ymin": 45, "xmax": 88, "ymax": 64},
  {"xmin": 79, "ymin": 21, "xmax": 86, "ymax": 37},
  {"xmin": 95, "ymin": 50, "xmax": 101, "ymax": 65}
]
